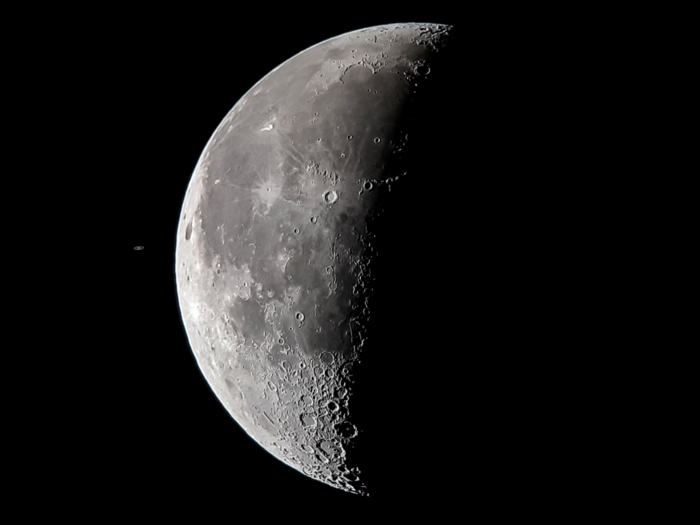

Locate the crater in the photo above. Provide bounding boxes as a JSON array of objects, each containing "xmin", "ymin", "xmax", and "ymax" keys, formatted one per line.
[{"xmin": 323, "ymin": 190, "xmax": 338, "ymax": 204}]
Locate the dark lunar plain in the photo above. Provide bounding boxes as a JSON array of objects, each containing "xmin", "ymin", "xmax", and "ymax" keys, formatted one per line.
[{"xmin": 37, "ymin": 4, "xmax": 635, "ymax": 520}]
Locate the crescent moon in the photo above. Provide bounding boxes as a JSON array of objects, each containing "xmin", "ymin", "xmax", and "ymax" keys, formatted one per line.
[{"xmin": 175, "ymin": 23, "xmax": 458, "ymax": 496}]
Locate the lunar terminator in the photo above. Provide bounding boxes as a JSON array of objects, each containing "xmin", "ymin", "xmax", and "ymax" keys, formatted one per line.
[{"xmin": 175, "ymin": 23, "xmax": 458, "ymax": 495}]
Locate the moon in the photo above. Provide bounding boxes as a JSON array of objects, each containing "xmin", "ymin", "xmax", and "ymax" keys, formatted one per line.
[{"xmin": 175, "ymin": 23, "xmax": 459, "ymax": 496}]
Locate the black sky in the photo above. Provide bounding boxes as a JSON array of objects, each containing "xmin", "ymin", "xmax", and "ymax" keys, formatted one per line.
[
  {"xmin": 86, "ymin": 8, "xmax": 466, "ymax": 516},
  {"xmin": 12, "ymin": 2, "xmax": 647, "ymax": 518}
]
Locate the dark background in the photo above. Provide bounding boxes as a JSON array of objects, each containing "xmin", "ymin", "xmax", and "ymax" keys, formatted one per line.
[
  {"xmin": 50, "ymin": 7, "xmax": 469, "ymax": 518},
  {"xmin": 15, "ymin": 4, "xmax": 643, "ymax": 519}
]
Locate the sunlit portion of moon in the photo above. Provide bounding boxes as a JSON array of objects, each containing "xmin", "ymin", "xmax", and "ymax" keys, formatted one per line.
[{"xmin": 175, "ymin": 23, "xmax": 456, "ymax": 495}]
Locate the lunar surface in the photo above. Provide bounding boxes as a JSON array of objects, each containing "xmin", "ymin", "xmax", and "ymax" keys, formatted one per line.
[{"xmin": 175, "ymin": 23, "xmax": 459, "ymax": 496}]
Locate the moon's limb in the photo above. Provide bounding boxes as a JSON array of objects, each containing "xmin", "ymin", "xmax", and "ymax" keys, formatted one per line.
[{"xmin": 175, "ymin": 23, "xmax": 456, "ymax": 495}]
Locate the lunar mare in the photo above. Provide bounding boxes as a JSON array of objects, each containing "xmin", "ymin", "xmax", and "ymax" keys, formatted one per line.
[{"xmin": 175, "ymin": 23, "xmax": 456, "ymax": 495}]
